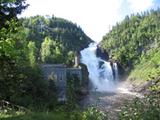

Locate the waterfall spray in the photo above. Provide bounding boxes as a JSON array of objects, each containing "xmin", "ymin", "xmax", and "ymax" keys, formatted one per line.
[{"xmin": 80, "ymin": 43, "xmax": 118, "ymax": 92}]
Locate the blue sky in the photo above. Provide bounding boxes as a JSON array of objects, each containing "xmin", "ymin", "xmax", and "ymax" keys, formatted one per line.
[{"xmin": 20, "ymin": 0, "xmax": 160, "ymax": 42}]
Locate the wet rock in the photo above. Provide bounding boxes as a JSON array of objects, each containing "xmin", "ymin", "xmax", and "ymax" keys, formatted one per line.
[{"xmin": 96, "ymin": 47, "xmax": 109, "ymax": 61}]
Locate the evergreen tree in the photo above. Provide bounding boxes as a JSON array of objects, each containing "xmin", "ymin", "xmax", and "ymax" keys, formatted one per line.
[{"xmin": 0, "ymin": 0, "xmax": 28, "ymax": 28}]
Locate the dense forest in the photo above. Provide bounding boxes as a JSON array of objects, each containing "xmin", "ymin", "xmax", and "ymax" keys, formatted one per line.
[
  {"xmin": 100, "ymin": 9, "xmax": 160, "ymax": 119},
  {"xmin": 100, "ymin": 9, "xmax": 160, "ymax": 80},
  {"xmin": 21, "ymin": 16, "xmax": 92, "ymax": 64}
]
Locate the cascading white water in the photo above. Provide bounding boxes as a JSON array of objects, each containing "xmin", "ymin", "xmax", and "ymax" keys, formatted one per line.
[
  {"xmin": 80, "ymin": 43, "xmax": 118, "ymax": 92},
  {"xmin": 113, "ymin": 63, "xmax": 119, "ymax": 81}
]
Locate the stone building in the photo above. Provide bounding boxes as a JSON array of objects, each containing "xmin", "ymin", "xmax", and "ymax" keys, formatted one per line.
[{"xmin": 41, "ymin": 64, "xmax": 82, "ymax": 101}]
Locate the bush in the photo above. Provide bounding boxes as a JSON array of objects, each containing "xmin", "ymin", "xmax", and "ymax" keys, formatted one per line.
[
  {"xmin": 67, "ymin": 107, "xmax": 107, "ymax": 120},
  {"xmin": 81, "ymin": 107, "xmax": 107, "ymax": 120},
  {"xmin": 119, "ymin": 92, "xmax": 160, "ymax": 120}
]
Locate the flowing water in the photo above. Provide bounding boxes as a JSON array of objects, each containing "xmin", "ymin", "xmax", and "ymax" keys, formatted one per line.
[
  {"xmin": 113, "ymin": 62, "xmax": 119, "ymax": 82},
  {"xmin": 80, "ymin": 43, "xmax": 143, "ymax": 119},
  {"xmin": 80, "ymin": 43, "xmax": 119, "ymax": 92}
]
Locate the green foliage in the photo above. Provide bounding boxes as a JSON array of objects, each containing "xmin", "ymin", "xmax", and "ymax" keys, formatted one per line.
[
  {"xmin": 119, "ymin": 78, "xmax": 160, "ymax": 120},
  {"xmin": 21, "ymin": 15, "xmax": 92, "ymax": 64},
  {"xmin": 40, "ymin": 37, "xmax": 64, "ymax": 63},
  {"xmin": 0, "ymin": 107, "xmax": 107, "ymax": 120},
  {"xmin": 21, "ymin": 15, "xmax": 92, "ymax": 51},
  {"xmin": 0, "ymin": 18, "xmax": 56, "ymax": 109},
  {"xmin": 0, "ymin": 19, "xmax": 27, "ymax": 63},
  {"xmin": 0, "ymin": 111, "xmax": 67, "ymax": 120},
  {"xmin": 66, "ymin": 51, "xmax": 75, "ymax": 66},
  {"xmin": 0, "ymin": 0, "xmax": 91, "ymax": 112},
  {"xmin": 67, "ymin": 107, "xmax": 106, "ymax": 120},
  {"xmin": 119, "ymin": 92, "xmax": 160, "ymax": 120},
  {"xmin": 81, "ymin": 107, "xmax": 107, "ymax": 120},
  {"xmin": 0, "ymin": 0, "xmax": 94, "ymax": 116},
  {"xmin": 129, "ymin": 47, "xmax": 160, "ymax": 81},
  {"xmin": 40, "ymin": 37, "xmax": 75, "ymax": 66},
  {"xmin": 0, "ymin": 3, "xmax": 57, "ymax": 109},
  {"xmin": 100, "ymin": 9, "xmax": 160, "ymax": 68},
  {"xmin": 40, "ymin": 37, "xmax": 54, "ymax": 63},
  {"xmin": 100, "ymin": 9, "xmax": 160, "ymax": 120},
  {"xmin": 0, "ymin": 19, "xmax": 28, "ymax": 101},
  {"xmin": 66, "ymin": 75, "xmax": 78, "ymax": 109},
  {"xmin": 0, "ymin": 110, "xmax": 25, "ymax": 119},
  {"xmin": 28, "ymin": 41, "xmax": 37, "ymax": 67},
  {"xmin": 0, "ymin": 0, "xmax": 28, "ymax": 28}
]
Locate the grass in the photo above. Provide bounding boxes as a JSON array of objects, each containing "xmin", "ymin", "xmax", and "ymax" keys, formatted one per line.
[
  {"xmin": 0, "ymin": 111, "xmax": 68, "ymax": 120},
  {"xmin": 0, "ymin": 106, "xmax": 107, "ymax": 120},
  {"xmin": 129, "ymin": 47, "xmax": 160, "ymax": 84}
]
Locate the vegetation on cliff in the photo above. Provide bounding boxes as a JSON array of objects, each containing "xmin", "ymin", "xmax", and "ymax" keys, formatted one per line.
[
  {"xmin": 100, "ymin": 8, "xmax": 160, "ymax": 81},
  {"xmin": 100, "ymin": 8, "xmax": 160, "ymax": 119}
]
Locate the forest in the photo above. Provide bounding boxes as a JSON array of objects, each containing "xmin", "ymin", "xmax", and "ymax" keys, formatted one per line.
[
  {"xmin": 0, "ymin": 0, "xmax": 160, "ymax": 120},
  {"xmin": 21, "ymin": 15, "xmax": 92, "ymax": 64},
  {"xmin": 100, "ymin": 9, "xmax": 160, "ymax": 119},
  {"xmin": 0, "ymin": 0, "xmax": 96, "ymax": 119},
  {"xmin": 100, "ymin": 8, "xmax": 160, "ymax": 81}
]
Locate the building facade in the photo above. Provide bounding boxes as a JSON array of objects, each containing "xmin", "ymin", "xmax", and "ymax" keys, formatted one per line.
[{"xmin": 41, "ymin": 64, "xmax": 82, "ymax": 101}]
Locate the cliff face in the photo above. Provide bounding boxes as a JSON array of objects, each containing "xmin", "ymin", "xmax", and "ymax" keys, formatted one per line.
[{"xmin": 96, "ymin": 47, "xmax": 109, "ymax": 61}]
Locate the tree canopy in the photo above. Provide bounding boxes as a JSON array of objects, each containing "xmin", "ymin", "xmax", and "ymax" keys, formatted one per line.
[
  {"xmin": 0, "ymin": 0, "xmax": 28, "ymax": 28},
  {"xmin": 21, "ymin": 15, "xmax": 92, "ymax": 51},
  {"xmin": 100, "ymin": 9, "xmax": 160, "ymax": 68},
  {"xmin": 21, "ymin": 15, "xmax": 93, "ymax": 64}
]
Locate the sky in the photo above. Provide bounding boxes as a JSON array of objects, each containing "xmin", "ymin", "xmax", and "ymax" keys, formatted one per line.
[{"xmin": 20, "ymin": 0, "xmax": 160, "ymax": 42}]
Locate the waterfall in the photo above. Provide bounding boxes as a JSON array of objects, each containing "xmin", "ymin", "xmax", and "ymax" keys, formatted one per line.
[
  {"xmin": 80, "ymin": 43, "xmax": 118, "ymax": 92},
  {"xmin": 113, "ymin": 62, "xmax": 119, "ymax": 81}
]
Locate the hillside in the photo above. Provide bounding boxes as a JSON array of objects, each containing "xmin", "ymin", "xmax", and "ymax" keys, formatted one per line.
[
  {"xmin": 100, "ymin": 9, "xmax": 160, "ymax": 81},
  {"xmin": 21, "ymin": 15, "xmax": 93, "ymax": 64},
  {"xmin": 21, "ymin": 16, "xmax": 92, "ymax": 50},
  {"xmin": 99, "ymin": 9, "xmax": 160, "ymax": 119}
]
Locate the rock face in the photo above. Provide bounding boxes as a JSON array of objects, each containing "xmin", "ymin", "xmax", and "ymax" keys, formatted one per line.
[
  {"xmin": 96, "ymin": 47, "xmax": 109, "ymax": 61},
  {"xmin": 41, "ymin": 64, "xmax": 82, "ymax": 101},
  {"xmin": 96, "ymin": 45, "xmax": 126, "ymax": 79}
]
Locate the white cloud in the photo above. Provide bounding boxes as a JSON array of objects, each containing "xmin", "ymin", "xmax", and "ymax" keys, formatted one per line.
[
  {"xmin": 20, "ymin": 0, "xmax": 156, "ymax": 42},
  {"xmin": 127, "ymin": 0, "xmax": 154, "ymax": 13}
]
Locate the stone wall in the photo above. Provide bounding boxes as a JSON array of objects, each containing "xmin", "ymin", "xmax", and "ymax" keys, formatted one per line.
[
  {"xmin": 41, "ymin": 64, "xmax": 67, "ymax": 101},
  {"xmin": 67, "ymin": 67, "xmax": 82, "ymax": 81},
  {"xmin": 41, "ymin": 64, "xmax": 82, "ymax": 101}
]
